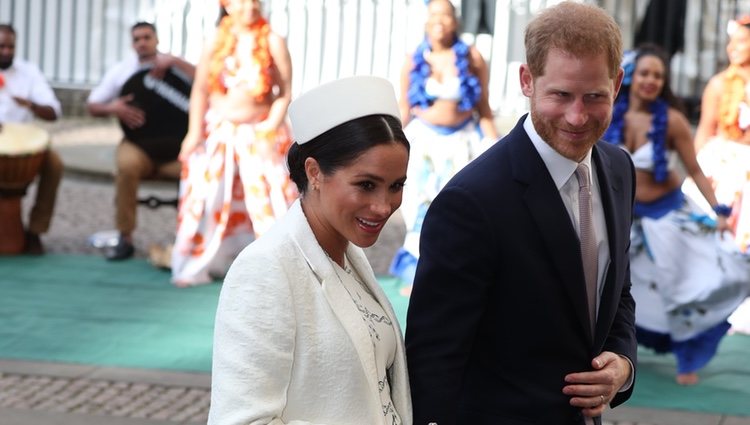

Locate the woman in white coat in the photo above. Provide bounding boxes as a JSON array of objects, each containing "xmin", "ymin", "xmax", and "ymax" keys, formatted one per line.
[{"xmin": 208, "ymin": 76, "xmax": 412, "ymax": 425}]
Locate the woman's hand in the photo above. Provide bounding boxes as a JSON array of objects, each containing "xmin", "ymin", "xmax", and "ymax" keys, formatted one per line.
[
  {"xmin": 179, "ymin": 131, "xmax": 203, "ymax": 161},
  {"xmin": 716, "ymin": 215, "xmax": 732, "ymax": 236},
  {"xmin": 253, "ymin": 120, "xmax": 284, "ymax": 161},
  {"xmin": 253, "ymin": 119, "xmax": 277, "ymax": 139}
]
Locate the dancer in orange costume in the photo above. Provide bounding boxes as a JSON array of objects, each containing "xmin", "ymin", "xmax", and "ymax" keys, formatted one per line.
[
  {"xmin": 693, "ymin": 15, "xmax": 750, "ymax": 333},
  {"xmin": 172, "ymin": 0, "xmax": 296, "ymax": 286}
]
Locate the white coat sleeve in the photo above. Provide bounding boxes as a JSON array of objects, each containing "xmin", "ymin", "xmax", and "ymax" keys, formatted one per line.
[{"xmin": 207, "ymin": 252, "xmax": 326, "ymax": 425}]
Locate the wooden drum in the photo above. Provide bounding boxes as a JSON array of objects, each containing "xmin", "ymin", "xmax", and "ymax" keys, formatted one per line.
[{"xmin": 0, "ymin": 123, "xmax": 50, "ymax": 254}]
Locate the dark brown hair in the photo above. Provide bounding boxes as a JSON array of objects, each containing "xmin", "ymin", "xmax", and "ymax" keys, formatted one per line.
[{"xmin": 287, "ymin": 115, "xmax": 409, "ymax": 195}]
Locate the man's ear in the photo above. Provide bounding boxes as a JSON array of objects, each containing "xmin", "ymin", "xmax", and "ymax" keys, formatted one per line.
[
  {"xmin": 519, "ymin": 64, "xmax": 534, "ymax": 97},
  {"xmin": 613, "ymin": 67, "xmax": 624, "ymax": 98}
]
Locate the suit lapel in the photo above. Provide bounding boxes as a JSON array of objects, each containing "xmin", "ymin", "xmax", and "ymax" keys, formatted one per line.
[
  {"xmin": 591, "ymin": 144, "xmax": 623, "ymax": 345},
  {"xmin": 508, "ymin": 124, "xmax": 592, "ymax": 341}
]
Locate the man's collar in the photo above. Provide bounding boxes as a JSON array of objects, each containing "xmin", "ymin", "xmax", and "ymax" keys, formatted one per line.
[{"xmin": 523, "ymin": 114, "xmax": 593, "ymax": 190}]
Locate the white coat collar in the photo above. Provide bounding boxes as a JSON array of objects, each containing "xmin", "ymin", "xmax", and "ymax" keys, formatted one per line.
[{"xmin": 285, "ymin": 199, "xmax": 411, "ymax": 422}]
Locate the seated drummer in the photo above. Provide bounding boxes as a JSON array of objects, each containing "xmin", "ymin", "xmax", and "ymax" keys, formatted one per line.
[
  {"xmin": 86, "ymin": 22, "xmax": 195, "ymax": 260},
  {"xmin": 0, "ymin": 23, "xmax": 63, "ymax": 255}
]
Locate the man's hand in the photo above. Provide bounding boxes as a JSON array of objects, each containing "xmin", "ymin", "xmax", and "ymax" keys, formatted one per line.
[
  {"xmin": 112, "ymin": 94, "xmax": 146, "ymax": 129},
  {"xmin": 149, "ymin": 54, "xmax": 175, "ymax": 80},
  {"xmin": 13, "ymin": 97, "xmax": 57, "ymax": 121},
  {"xmin": 562, "ymin": 351, "xmax": 632, "ymax": 418},
  {"xmin": 12, "ymin": 96, "xmax": 34, "ymax": 109}
]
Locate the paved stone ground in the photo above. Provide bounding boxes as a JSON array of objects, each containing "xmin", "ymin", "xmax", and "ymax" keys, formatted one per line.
[
  {"xmin": 4, "ymin": 118, "xmax": 750, "ymax": 425},
  {"xmin": 0, "ymin": 372, "xmax": 210, "ymax": 423}
]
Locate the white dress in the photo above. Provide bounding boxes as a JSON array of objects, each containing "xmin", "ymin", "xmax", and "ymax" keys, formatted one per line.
[
  {"xmin": 689, "ymin": 136, "xmax": 750, "ymax": 334},
  {"xmin": 391, "ymin": 116, "xmax": 490, "ymax": 283},
  {"xmin": 628, "ymin": 142, "xmax": 750, "ymax": 373},
  {"xmin": 333, "ymin": 258, "xmax": 402, "ymax": 425}
]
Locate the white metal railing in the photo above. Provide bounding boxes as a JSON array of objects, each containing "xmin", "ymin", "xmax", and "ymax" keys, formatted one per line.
[{"xmin": 1, "ymin": 0, "xmax": 748, "ymax": 118}]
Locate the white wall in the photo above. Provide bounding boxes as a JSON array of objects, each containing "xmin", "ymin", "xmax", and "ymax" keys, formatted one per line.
[{"xmin": 1, "ymin": 0, "xmax": 746, "ymax": 116}]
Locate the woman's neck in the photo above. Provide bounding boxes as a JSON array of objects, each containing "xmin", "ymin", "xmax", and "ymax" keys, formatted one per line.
[
  {"xmin": 427, "ymin": 36, "xmax": 454, "ymax": 52},
  {"xmin": 734, "ymin": 63, "xmax": 750, "ymax": 80},
  {"xmin": 628, "ymin": 94, "xmax": 652, "ymax": 113},
  {"xmin": 300, "ymin": 199, "xmax": 347, "ymax": 268}
]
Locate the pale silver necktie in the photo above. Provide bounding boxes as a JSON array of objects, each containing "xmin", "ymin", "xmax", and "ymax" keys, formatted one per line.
[{"xmin": 575, "ymin": 164, "xmax": 598, "ymax": 333}]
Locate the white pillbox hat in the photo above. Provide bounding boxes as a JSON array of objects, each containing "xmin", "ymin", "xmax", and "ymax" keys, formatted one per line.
[{"xmin": 288, "ymin": 76, "xmax": 400, "ymax": 144}]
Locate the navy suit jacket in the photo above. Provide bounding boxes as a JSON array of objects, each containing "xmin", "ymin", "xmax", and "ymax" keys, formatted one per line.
[{"xmin": 405, "ymin": 115, "xmax": 637, "ymax": 425}]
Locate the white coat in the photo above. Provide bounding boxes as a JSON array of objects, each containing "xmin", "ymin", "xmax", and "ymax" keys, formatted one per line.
[{"xmin": 208, "ymin": 200, "xmax": 412, "ymax": 425}]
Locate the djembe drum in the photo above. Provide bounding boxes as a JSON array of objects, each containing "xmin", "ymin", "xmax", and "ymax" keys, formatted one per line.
[{"xmin": 0, "ymin": 123, "xmax": 50, "ymax": 254}]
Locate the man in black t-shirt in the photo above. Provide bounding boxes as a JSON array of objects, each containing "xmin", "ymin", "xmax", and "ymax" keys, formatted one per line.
[{"xmin": 87, "ymin": 22, "xmax": 194, "ymax": 260}]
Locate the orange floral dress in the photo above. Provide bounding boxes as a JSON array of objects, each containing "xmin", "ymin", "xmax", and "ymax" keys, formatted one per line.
[
  {"xmin": 171, "ymin": 17, "xmax": 297, "ymax": 286},
  {"xmin": 696, "ymin": 65, "xmax": 750, "ymax": 253}
]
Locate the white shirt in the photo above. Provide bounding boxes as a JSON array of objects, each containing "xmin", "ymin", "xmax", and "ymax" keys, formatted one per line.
[
  {"xmin": 0, "ymin": 58, "xmax": 62, "ymax": 123},
  {"xmin": 87, "ymin": 54, "xmax": 147, "ymax": 104},
  {"xmin": 523, "ymin": 116, "xmax": 610, "ymax": 309}
]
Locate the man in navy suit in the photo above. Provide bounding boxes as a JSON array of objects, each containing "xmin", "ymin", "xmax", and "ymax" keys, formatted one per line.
[{"xmin": 405, "ymin": 2, "xmax": 637, "ymax": 424}]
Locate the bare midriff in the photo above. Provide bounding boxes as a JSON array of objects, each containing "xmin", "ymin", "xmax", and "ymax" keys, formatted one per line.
[
  {"xmin": 634, "ymin": 169, "xmax": 684, "ymax": 203},
  {"xmin": 209, "ymin": 90, "xmax": 273, "ymax": 124},
  {"xmin": 412, "ymin": 100, "xmax": 474, "ymax": 127}
]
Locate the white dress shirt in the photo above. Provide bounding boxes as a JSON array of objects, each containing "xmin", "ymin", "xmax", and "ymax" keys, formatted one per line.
[
  {"xmin": 523, "ymin": 116, "xmax": 610, "ymax": 310},
  {"xmin": 87, "ymin": 54, "xmax": 146, "ymax": 104},
  {"xmin": 0, "ymin": 58, "xmax": 62, "ymax": 123}
]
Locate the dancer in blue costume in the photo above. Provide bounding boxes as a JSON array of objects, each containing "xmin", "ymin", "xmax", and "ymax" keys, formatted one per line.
[
  {"xmin": 602, "ymin": 43, "xmax": 750, "ymax": 385},
  {"xmin": 390, "ymin": 0, "xmax": 498, "ymax": 290}
]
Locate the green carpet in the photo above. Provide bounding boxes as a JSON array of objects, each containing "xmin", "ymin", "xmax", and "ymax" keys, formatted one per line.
[
  {"xmin": 629, "ymin": 336, "xmax": 750, "ymax": 416},
  {"xmin": 0, "ymin": 254, "xmax": 220, "ymax": 372},
  {"xmin": 1, "ymin": 254, "xmax": 749, "ymax": 417},
  {"xmin": 0, "ymin": 254, "xmax": 409, "ymax": 374}
]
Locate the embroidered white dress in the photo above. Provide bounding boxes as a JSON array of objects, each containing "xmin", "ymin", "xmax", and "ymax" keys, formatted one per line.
[{"xmin": 334, "ymin": 259, "xmax": 402, "ymax": 425}]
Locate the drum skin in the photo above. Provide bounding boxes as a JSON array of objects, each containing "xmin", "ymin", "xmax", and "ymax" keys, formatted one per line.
[{"xmin": 0, "ymin": 123, "xmax": 49, "ymax": 196}]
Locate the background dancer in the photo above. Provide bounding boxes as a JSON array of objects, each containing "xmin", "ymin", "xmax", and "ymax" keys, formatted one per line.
[
  {"xmin": 603, "ymin": 43, "xmax": 750, "ymax": 385},
  {"xmin": 171, "ymin": 0, "xmax": 296, "ymax": 286}
]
